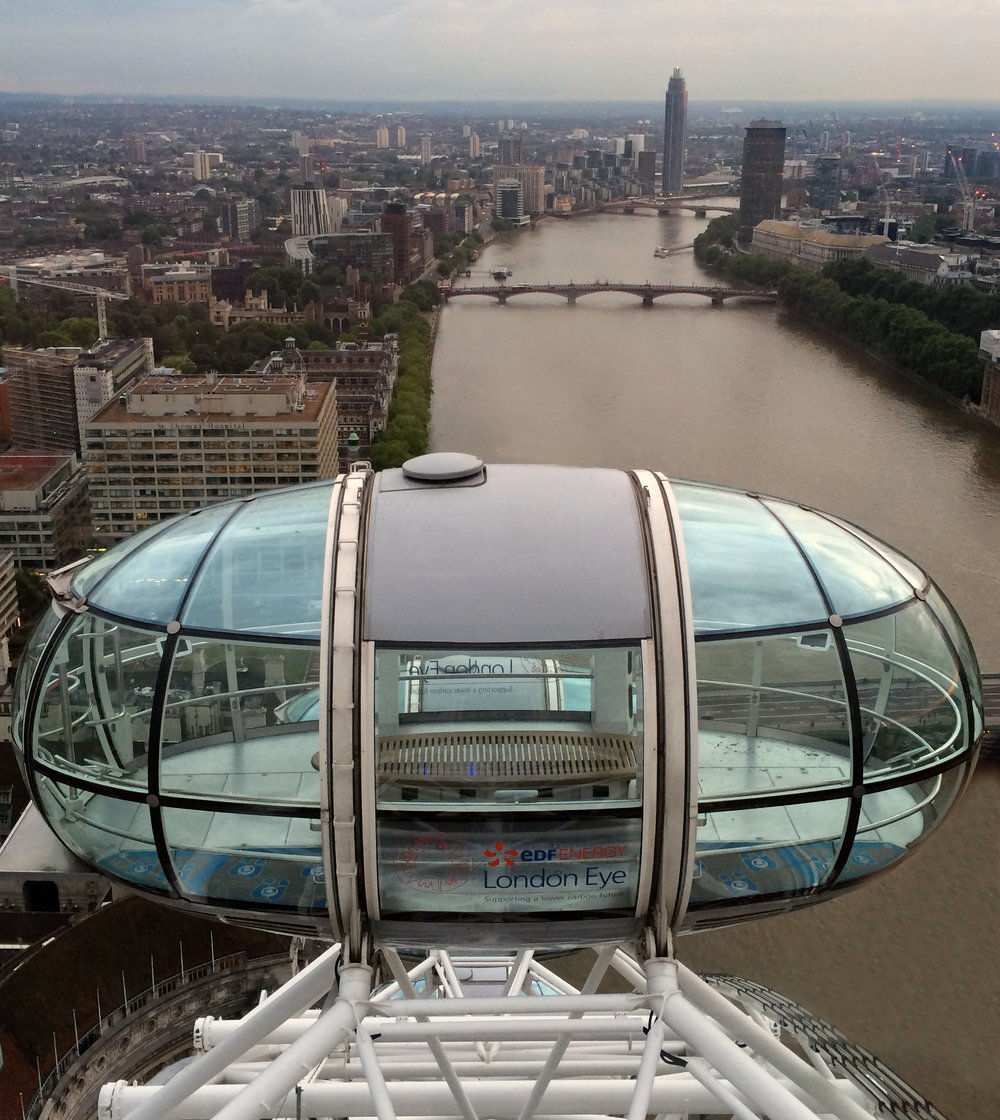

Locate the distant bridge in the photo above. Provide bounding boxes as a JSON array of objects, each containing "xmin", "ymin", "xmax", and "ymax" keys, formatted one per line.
[
  {"xmin": 443, "ymin": 282, "xmax": 776, "ymax": 306},
  {"xmin": 598, "ymin": 196, "xmax": 739, "ymax": 216}
]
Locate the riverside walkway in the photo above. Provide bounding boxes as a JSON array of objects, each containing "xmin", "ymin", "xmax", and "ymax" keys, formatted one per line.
[{"xmin": 443, "ymin": 281, "xmax": 776, "ymax": 306}]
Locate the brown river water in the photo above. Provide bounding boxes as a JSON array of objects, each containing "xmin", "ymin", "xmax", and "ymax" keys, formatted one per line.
[{"xmin": 430, "ymin": 207, "xmax": 1000, "ymax": 1118}]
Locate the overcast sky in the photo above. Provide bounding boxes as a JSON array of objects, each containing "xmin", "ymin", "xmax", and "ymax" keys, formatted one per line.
[{"xmin": 1, "ymin": 0, "xmax": 996, "ymax": 104}]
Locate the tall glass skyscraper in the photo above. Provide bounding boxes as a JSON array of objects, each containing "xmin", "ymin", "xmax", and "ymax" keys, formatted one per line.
[{"xmin": 662, "ymin": 66, "xmax": 687, "ymax": 195}]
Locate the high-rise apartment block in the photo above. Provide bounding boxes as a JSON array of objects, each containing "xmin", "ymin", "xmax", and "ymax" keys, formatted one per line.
[
  {"xmin": 84, "ymin": 370, "xmax": 338, "ymax": 545},
  {"xmin": 124, "ymin": 134, "xmax": 146, "ymax": 163},
  {"xmin": 4, "ymin": 339, "xmax": 155, "ymax": 457},
  {"xmin": 495, "ymin": 165, "xmax": 546, "ymax": 216},
  {"xmin": 220, "ymin": 198, "xmax": 262, "ymax": 243},
  {"xmin": 662, "ymin": 67, "xmax": 687, "ymax": 195},
  {"xmin": 496, "ymin": 179, "xmax": 529, "ymax": 227},
  {"xmin": 376, "ymin": 127, "xmax": 390, "ymax": 150},
  {"xmin": 291, "ymin": 187, "xmax": 334, "ymax": 238},
  {"xmin": 192, "ymin": 150, "xmax": 212, "ymax": 181},
  {"xmin": 469, "ymin": 133, "xmax": 481, "ymax": 159},
  {"xmin": 498, "ymin": 133, "xmax": 524, "ymax": 165},
  {"xmin": 395, "ymin": 126, "xmax": 406, "ymax": 149},
  {"xmin": 420, "ymin": 134, "xmax": 433, "ymax": 164},
  {"xmin": 739, "ymin": 120, "xmax": 787, "ymax": 243},
  {"xmin": 3, "ymin": 345, "xmax": 81, "ymax": 454}
]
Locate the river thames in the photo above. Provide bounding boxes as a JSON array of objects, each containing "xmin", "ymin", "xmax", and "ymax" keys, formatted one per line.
[{"xmin": 429, "ymin": 207, "xmax": 1000, "ymax": 1118}]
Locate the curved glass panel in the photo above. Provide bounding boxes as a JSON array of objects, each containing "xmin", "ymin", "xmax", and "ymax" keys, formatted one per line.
[
  {"xmin": 695, "ymin": 630, "xmax": 852, "ymax": 800},
  {"xmin": 836, "ymin": 764, "xmax": 965, "ymax": 885},
  {"xmin": 33, "ymin": 780, "xmax": 167, "ymax": 893},
  {"xmin": 12, "ymin": 607, "xmax": 61, "ymax": 755},
  {"xmin": 673, "ymin": 484, "xmax": 827, "ymax": 634},
  {"xmin": 162, "ymin": 806, "xmax": 326, "ymax": 911},
  {"xmin": 822, "ymin": 513, "xmax": 927, "ymax": 591},
  {"xmin": 845, "ymin": 603, "xmax": 966, "ymax": 780},
  {"xmin": 159, "ymin": 638, "xmax": 321, "ymax": 804},
  {"xmin": 83, "ymin": 501, "xmax": 240, "ymax": 624},
  {"xmin": 926, "ymin": 585, "xmax": 983, "ymax": 739},
  {"xmin": 763, "ymin": 501, "xmax": 913, "ymax": 618},
  {"xmin": 181, "ymin": 484, "xmax": 332, "ymax": 636},
  {"xmin": 72, "ymin": 516, "xmax": 179, "ymax": 599},
  {"xmin": 31, "ymin": 613, "xmax": 169, "ymax": 792},
  {"xmin": 690, "ymin": 796, "xmax": 850, "ymax": 904}
]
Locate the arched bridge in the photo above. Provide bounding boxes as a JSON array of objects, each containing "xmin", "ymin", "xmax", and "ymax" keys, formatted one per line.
[
  {"xmin": 598, "ymin": 197, "xmax": 739, "ymax": 216},
  {"xmin": 443, "ymin": 282, "xmax": 776, "ymax": 306}
]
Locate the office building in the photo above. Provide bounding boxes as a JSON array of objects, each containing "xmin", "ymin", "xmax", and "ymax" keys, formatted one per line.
[
  {"xmin": 420, "ymin": 134, "xmax": 433, "ymax": 164},
  {"xmin": 739, "ymin": 119, "xmax": 787, "ymax": 243},
  {"xmin": 291, "ymin": 187, "xmax": 334, "ymax": 238},
  {"xmin": 662, "ymin": 67, "xmax": 687, "ymax": 195},
  {"xmin": 74, "ymin": 337, "xmax": 155, "ymax": 450},
  {"xmin": 0, "ymin": 453, "xmax": 90, "ymax": 569},
  {"xmin": 811, "ymin": 153, "xmax": 843, "ymax": 213},
  {"xmin": 375, "ymin": 127, "xmax": 390, "ymax": 150},
  {"xmin": 751, "ymin": 219, "xmax": 886, "ymax": 269},
  {"xmin": 84, "ymin": 370, "xmax": 338, "ymax": 545},
  {"xmin": 219, "ymin": 197, "xmax": 262, "ymax": 243}
]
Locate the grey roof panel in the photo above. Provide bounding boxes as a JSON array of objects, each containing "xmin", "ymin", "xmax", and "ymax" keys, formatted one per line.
[{"xmin": 364, "ymin": 464, "xmax": 651, "ymax": 643}]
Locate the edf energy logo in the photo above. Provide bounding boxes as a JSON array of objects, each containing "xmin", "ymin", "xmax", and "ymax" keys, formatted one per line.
[
  {"xmin": 481, "ymin": 838, "xmax": 630, "ymax": 895},
  {"xmin": 484, "ymin": 841, "xmax": 518, "ymax": 868}
]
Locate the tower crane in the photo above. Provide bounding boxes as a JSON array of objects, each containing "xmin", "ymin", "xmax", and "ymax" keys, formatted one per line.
[{"xmin": 0, "ymin": 266, "xmax": 130, "ymax": 340}]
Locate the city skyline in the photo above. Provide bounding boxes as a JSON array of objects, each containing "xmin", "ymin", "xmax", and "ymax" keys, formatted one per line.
[{"xmin": 1, "ymin": 0, "xmax": 998, "ymax": 104}]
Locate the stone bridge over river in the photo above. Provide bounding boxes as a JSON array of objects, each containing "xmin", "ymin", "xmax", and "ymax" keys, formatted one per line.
[{"xmin": 443, "ymin": 282, "xmax": 777, "ymax": 306}]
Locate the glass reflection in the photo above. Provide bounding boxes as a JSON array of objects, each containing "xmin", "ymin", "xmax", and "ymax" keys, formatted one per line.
[
  {"xmin": 691, "ymin": 797, "xmax": 849, "ymax": 903},
  {"xmin": 162, "ymin": 806, "xmax": 326, "ymax": 911},
  {"xmin": 181, "ymin": 484, "xmax": 332, "ymax": 636},
  {"xmin": 763, "ymin": 501, "xmax": 912, "ymax": 618},
  {"xmin": 695, "ymin": 631, "xmax": 851, "ymax": 799},
  {"xmin": 83, "ymin": 501, "xmax": 239, "ymax": 623},
  {"xmin": 33, "ymin": 784, "xmax": 168, "ymax": 892},
  {"xmin": 375, "ymin": 646, "xmax": 642, "ymax": 807},
  {"xmin": 837, "ymin": 764, "xmax": 965, "ymax": 884},
  {"xmin": 159, "ymin": 639, "xmax": 321, "ymax": 804},
  {"xmin": 673, "ymin": 484, "xmax": 827, "ymax": 634},
  {"xmin": 845, "ymin": 604, "xmax": 966, "ymax": 779}
]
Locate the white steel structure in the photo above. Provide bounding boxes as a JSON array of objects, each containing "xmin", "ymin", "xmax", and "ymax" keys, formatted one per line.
[{"xmin": 12, "ymin": 454, "xmax": 981, "ymax": 1119}]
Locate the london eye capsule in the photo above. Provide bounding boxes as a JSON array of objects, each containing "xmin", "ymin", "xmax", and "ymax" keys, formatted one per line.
[{"xmin": 11, "ymin": 456, "xmax": 983, "ymax": 948}]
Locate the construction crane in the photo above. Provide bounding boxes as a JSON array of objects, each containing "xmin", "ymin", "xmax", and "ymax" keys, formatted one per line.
[
  {"xmin": 0, "ymin": 266, "xmax": 130, "ymax": 339},
  {"xmin": 950, "ymin": 154, "xmax": 977, "ymax": 231}
]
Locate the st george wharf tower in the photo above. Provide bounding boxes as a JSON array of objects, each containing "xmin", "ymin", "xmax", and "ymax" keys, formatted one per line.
[{"xmin": 662, "ymin": 66, "xmax": 687, "ymax": 195}]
